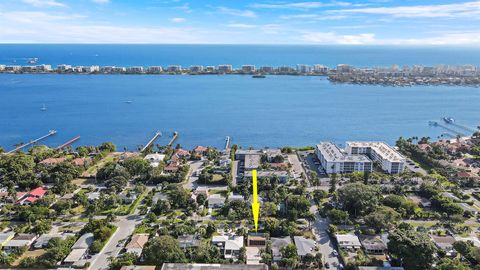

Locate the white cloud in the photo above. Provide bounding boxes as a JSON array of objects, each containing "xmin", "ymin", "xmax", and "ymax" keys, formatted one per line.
[
  {"xmin": 301, "ymin": 31, "xmax": 376, "ymax": 44},
  {"xmin": 332, "ymin": 1, "xmax": 480, "ymax": 18},
  {"xmin": 216, "ymin": 7, "xmax": 257, "ymax": 18},
  {"xmin": 91, "ymin": 0, "xmax": 110, "ymax": 3},
  {"xmin": 170, "ymin": 17, "xmax": 186, "ymax": 23},
  {"xmin": 301, "ymin": 30, "xmax": 480, "ymax": 45},
  {"xmin": 280, "ymin": 14, "xmax": 347, "ymax": 20},
  {"xmin": 22, "ymin": 0, "xmax": 65, "ymax": 7},
  {"xmin": 227, "ymin": 23, "xmax": 258, "ymax": 29},
  {"xmin": 252, "ymin": 1, "xmax": 365, "ymax": 9}
]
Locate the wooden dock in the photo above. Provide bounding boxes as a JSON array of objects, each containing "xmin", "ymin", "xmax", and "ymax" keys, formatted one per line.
[
  {"xmin": 7, "ymin": 130, "xmax": 57, "ymax": 154},
  {"xmin": 140, "ymin": 131, "xmax": 162, "ymax": 152},
  {"xmin": 56, "ymin": 136, "xmax": 81, "ymax": 150},
  {"xmin": 167, "ymin": 131, "xmax": 178, "ymax": 147}
]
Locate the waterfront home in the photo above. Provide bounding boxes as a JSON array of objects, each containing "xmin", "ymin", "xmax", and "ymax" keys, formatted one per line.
[
  {"xmin": 212, "ymin": 234, "xmax": 244, "ymax": 259},
  {"xmin": 164, "ymin": 161, "xmax": 179, "ymax": 173},
  {"xmin": 293, "ymin": 236, "xmax": 316, "ymax": 258},
  {"xmin": 243, "ymin": 154, "xmax": 261, "ymax": 171},
  {"xmin": 271, "ymin": 236, "xmax": 292, "ymax": 263},
  {"xmin": 208, "ymin": 194, "xmax": 226, "ymax": 208},
  {"xmin": 3, "ymin": 234, "xmax": 37, "ymax": 253},
  {"xmin": 193, "ymin": 146, "xmax": 208, "ymax": 156},
  {"xmin": 262, "ymin": 148, "xmax": 282, "ymax": 161},
  {"xmin": 39, "ymin": 157, "xmax": 66, "ymax": 166},
  {"xmin": 125, "ymin": 234, "xmax": 149, "ymax": 257},
  {"xmin": 72, "ymin": 157, "xmax": 91, "ymax": 167},
  {"xmin": 144, "ymin": 153, "xmax": 165, "ymax": 168},
  {"xmin": 16, "ymin": 187, "xmax": 47, "ymax": 205},
  {"xmin": 336, "ymin": 234, "xmax": 362, "ymax": 250}
]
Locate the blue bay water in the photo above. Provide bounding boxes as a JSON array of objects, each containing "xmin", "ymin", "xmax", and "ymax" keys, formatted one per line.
[{"xmin": 0, "ymin": 73, "xmax": 479, "ymax": 151}]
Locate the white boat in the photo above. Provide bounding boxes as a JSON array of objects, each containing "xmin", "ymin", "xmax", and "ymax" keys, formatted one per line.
[
  {"xmin": 124, "ymin": 100, "xmax": 133, "ymax": 104},
  {"xmin": 40, "ymin": 104, "xmax": 47, "ymax": 111},
  {"xmin": 443, "ymin": 117, "xmax": 455, "ymax": 124}
]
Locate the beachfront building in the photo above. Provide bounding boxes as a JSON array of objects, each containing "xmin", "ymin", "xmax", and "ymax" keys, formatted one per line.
[
  {"xmin": 126, "ymin": 66, "xmax": 144, "ymax": 73},
  {"xmin": 313, "ymin": 64, "xmax": 329, "ymax": 74},
  {"xmin": 315, "ymin": 142, "xmax": 373, "ymax": 174},
  {"xmin": 345, "ymin": 142, "xmax": 406, "ymax": 174},
  {"xmin": 148, "ymin": 66, "xmax": 163, "ymax": 73},
  {"xmin": 167, "ymin": 65, "xmax": 182, "ymax": 72},
  {"xmin": 190, "ymin": 66, "xmax": 204, "ymax": 72},
  {"xmin": 218, "ymin": 65, "xmax": 233, "ymax": 73},
  {"xmin": 296, "ymin": 64, "xmax": 312, "ymax": 74},
  {"xmin": 241, "ymin": 65, "xmax": 256, "ymax": 73},
  {"xmin": 260, "ymin": 66, "xmax": 274, "ymax": 73}
]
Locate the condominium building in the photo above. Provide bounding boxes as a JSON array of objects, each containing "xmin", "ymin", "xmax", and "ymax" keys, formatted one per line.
[
  {"xmin": 218, "ymin": 65, "xmax": 233, "ymax": 73},
  {"xmin": 148, "ymin": 66, "xmax": 163, "ymax": 73},
  {"xmin": 167, "ymin": 65, "xmax": 182, "ymax": 72},
  {"xmin": 345, "ymin": 142, "xmax": 406, "ymax": 174},
  {"xmin": 313, "ymin": 64, "xmax": 329, "ymax": 74},
  {"xmin": 296, "ymin": 64, "xmax": 312, "ymax": 74},
  {"xmin": 241, "ymin": 65, "xmax": 256, "ymax": 73},
  {"xmin": 315, "ymin": 142, "xmax": 373, "ymax": 174},
  {"xmin": 189, "ymin": 65, "xmax": 204, "ymax": 72}
]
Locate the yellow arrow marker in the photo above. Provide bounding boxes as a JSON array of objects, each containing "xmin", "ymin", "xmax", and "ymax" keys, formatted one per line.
[{"xmin": 251, "ymin": 169, "xmax": 260, "ymax": 232}]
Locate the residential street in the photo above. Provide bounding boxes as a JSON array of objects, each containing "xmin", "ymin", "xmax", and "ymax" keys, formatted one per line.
[
  {"xmin": 183, "ymin": 160, "xmax": 204, "ymax": 190},
  {"xmin": 310, "ymin": 205, "xmax": 341, "ymax": 269},
  {"xmin": 89, "ymin": 212, "xmax": 143, "ymax": 270}
]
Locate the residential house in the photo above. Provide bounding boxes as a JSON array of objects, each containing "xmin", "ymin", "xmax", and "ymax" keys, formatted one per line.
[
  {"xmin": 271, "ymin": 237, "xmax": 292, "ymax": 263},
  {"xmin": 144, "ymin": 153, "xmax": 165, "ymax": 168},
  {"xmin": 293, "ymin": 236, "xmax": 316, "ymax": 258},
  {"xmin": 457, "ymin": 203, "xmax": 478, "ymax": 215},
  {"xmin": 336, "ymin": 234, "xmax": 362, "ymax": 250},
  {"xmin": 247, "ymin": 235, "xmax": 266, "ymax": 247},
  {"xmin": 63, "ymin": 233, "xmax": 94, "ymax": 265},
  {"xmin": 120, "ymin": 266, "xmax": 156, "ymax": 270},
  {"xmin": 212, "ymin": 235, "xmax": 244, "ymax": 259},
  {"xmin": 244, "ymin": 170, "xmax": 289, "ymax": 184},
  {"xmin": 262, "ymin": 149, "xmax": 283, "ymax": 162},
  {"xmin": 72, "ymin": 157, "xmax": 91, "ymax": 167},
  {"xmin": 39, "ymin": 157, "xmax": 66, "ymax": 166},
  {"xmin": 125, "ymin": 234, "xmax": 150, "ymax": 257},
  {"xmin": 161, "ymin": 264, "xmax": 268, "ymax": 270},
  {"xmin": 193, "ymin": 146, "xmax": 208, "ymax": 156},
  {"xmin": 3, "ymin": 234, "xmax": 37, "ymax": 253},
  {"xmin": 359, "ymin": 235, "xmax": 387, "ymax": 255},
  {"xmin": 0, "ymin": 232, "xmax": 15, "ymax": 248},
  {"xmin": 358, "ymin": 267, "xmax": 404, "ymax": 270},
  {"xmin": 431, "ymin": 234, "xmax": 456, "ymax": 256},
  {"xmin": 407, "ymin": 195, "xmax": 431, "ymax": 208},
  {"xmin": 34, "ymin": 233, "xmax": 75, "ymax": 249},
  {"xmin": 178, "ymin": 234, "xmax": 200, "ymax": 249},
  {"xmin": 16, "ymin": 187, "xmax": 47, "ymax": 205},
  {"xmin": 208, "ymin": 194, "xmax": 226, "ymax": 208}
]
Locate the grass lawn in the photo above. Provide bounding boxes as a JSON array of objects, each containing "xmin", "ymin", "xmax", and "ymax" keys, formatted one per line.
[
  {"xmin": 72, "ymin": 178, "xmax": 95, "ymax": 186},
  {"xmin": 212, "ymin": 174, "xmax": 224, "ymax": 182},
  {"xmin": 12, "ymin": 249, "xmax": 46, "ymax": 267},
  {"xmin": 83, "ymin": 154, "xmax": 115, "ymax": 177}
]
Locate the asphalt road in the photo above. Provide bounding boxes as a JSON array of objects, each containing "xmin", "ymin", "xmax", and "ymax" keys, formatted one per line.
[
  {"xmin": 311, "ymin": 210, "xmax": 341, "ymax": 269},
  {"xmin": 88, "ymin": 212, "xmax": 143, "ymax": 270}
]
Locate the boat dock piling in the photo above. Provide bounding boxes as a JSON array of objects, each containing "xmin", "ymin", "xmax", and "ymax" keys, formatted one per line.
[
  {"xmin": 56, "ymin": 136, "xmax": 81, "ymax": 150},
  {"xmin": 140, "ymin": 131, "xmax": 162, "ymax": 152},
  {"xmin": 167, "ymin": 131, "xmax": 178, "ymax": 147},
  {"xmin": 7, "ymin": 130, "xmax": 57, "ymax": 154}
]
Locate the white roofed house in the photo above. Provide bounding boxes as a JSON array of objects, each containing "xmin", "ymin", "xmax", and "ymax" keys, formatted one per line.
[
  {"xmin": 293, "ymin": 236, "xmax": 316, "ymax": 258},
  {"xmin": 271, "ymin": 236, "xmax": 292, "ymax": 263},
  {"xmin": 144, "ymin": 153, "xmax": 165, "ymax": 168},
  {"xmin": 63, "ymin": 233, "xmax": 94, "ymax": 266},
  {"xmin": 336, "ymin": 234, "xmax": 362, "ymax": 251},
  {"xmin": 212, "ymin": 234, "xmax": 244, "ymax": 259},
  {"xmin": 3, "ymin": 234, "xmax": 37, "ymax": 253},
  {"xmin": 208, "ymin": 194, "xmax": 226, "ymax": 208}
]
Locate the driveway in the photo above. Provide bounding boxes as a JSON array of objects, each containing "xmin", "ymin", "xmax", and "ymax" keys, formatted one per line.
[{"xmin": 288, "ymin": 154, "xmax": 307, "ymax": 181}]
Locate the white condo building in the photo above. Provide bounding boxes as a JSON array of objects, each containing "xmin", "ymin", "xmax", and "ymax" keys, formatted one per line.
[
  {"xmin": 345, "ymin": 142, "xmax": 406, "ymax": 174},
  {"xmin": 315, "ymin": 142, "xmax": 373, "ymax": 174}
]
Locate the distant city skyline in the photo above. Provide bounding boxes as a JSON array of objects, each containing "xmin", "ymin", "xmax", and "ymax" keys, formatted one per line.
[{"xmin": 0, "ymin": 0, "xmax": 480, "ymax": 45}]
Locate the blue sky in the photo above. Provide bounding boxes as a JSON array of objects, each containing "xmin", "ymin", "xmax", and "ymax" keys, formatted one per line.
[{"xmin": 0, "ymin": 0, "xmax": 479, "ymax": 44}]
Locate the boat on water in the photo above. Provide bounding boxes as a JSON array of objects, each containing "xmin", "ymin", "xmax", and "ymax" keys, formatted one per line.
[
  {"xmin": 124, "ymin": 100, "xmax": 133, "ymax": 104},
  {"xmin": 443, "ymin": 117, "xmax": 455, "ymax": 124},
  {"xmin": 252, "ymin": 74, "xmax": 266, "ymax": 78},
  {"xmin": 27, "ymin": 58, "xmax": 38, "ymax": 64},
  {"xmin": 40, "ymin": 104, "xmax": 47, "ymax": 111}
]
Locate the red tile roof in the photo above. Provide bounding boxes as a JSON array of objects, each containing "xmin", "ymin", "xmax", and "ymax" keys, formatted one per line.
[{"xmin": 39, "ymin": 157, "xmax": 66, "ymax": 165}]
